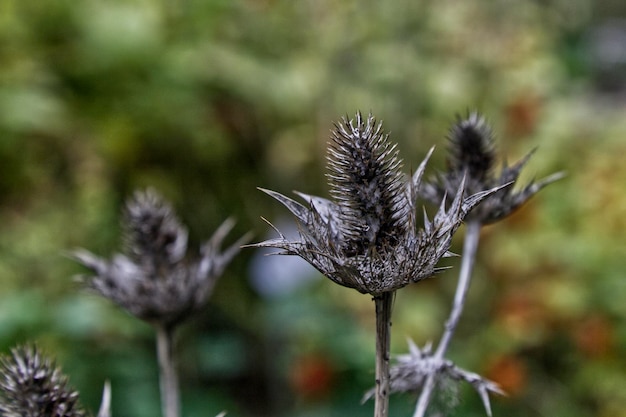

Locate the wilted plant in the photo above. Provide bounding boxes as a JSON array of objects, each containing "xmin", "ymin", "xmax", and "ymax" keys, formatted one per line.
[
  {"xmin": 393, "ymin": 112, "xmax": 564, "ymax": 417},
  {"xmin": 72, "ymin": 189, "xmax": 249, "ymax": 417},
  {"xmin": 250, "ymin": 112, "xmax": 500, "ymax": 417},
  {"xmin": 421, "ymin": 112, "xmax": 564, "ymax": 225},
  {"xmin": 0, "ymin": 344, "xmax": 110, "ymax": 417}
]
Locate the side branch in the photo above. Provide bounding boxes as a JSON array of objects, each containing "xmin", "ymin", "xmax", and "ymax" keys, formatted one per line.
[{"xmin": 413, "ymin": 220, "xmax": 482, "ymax": 417}]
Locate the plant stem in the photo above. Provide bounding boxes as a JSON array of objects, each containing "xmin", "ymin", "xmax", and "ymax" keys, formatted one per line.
[
  {"xmin": 374, "ymin": 291, "xmax": 394, "ymax": 417},
  {"xmin": 156, "ymin": 324, "xmax": 180, "ymax": 417},
  {"xmin": 435, "ymin": 220, "xmax": 482, "ymax": 357},
  {"xmin": 413, "ymin": 220, "xmax": 482, "ymax": 417}
]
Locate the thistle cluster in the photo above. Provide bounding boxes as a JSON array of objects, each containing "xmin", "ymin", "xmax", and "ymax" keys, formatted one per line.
[
  {"xmin": 421, "ymin": 112, "xmax": 564, "ymax": 224},
  {"xmin": 0, "ymin": 345, "xmax": 86, "ymax": 417},
  {"xmin": 73, "ymin": 189, "xmax": 249, "ymax": 328},
  {"xmin": 252, "ymin": 113, "xmax": 497, "ymax": 296},
  {"xmin": 1, "ymin": 109, "xmax": 557, "ymax": 417}
]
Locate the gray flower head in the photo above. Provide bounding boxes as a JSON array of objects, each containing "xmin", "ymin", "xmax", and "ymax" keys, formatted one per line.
[
  {"xmin": 251, "ymin": 112, "xmax": 499, "ymax": 296},
  {"xmin": 73, "ymin": 188, "xmax": 249, "ymax": 328},
  {"xmin": 363, "ymin": 340, "xmax": 504, "ymax": 417},
  {"xmin": 422, "ymin": 112, "xmax": 564, "ymax": 224},
  {"xmin": 0, "ymin": 345, "xmax": 86, "ymax": 417}
]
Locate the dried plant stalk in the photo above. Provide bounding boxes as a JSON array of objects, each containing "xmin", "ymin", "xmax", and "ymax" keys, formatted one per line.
[
  {"xmin": 413, "ymin": 220, "xmax": 481, "ymax": 417},
  {"xmin": 374, "ymin": 292, "xmax": 394, "ymax": 417},
  {"xmin": 157, "ymin": 325, "xmax": 180, "ymax": 417}
]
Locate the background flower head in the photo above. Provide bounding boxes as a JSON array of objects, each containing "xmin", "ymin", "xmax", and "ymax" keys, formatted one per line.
[
  {"xmin": 422, "ymin": 112, "xmax": 564, "ymax": 224},
  {"xmin": 73, "ymin": 188, "xmax": 249, "ymax": 328}
]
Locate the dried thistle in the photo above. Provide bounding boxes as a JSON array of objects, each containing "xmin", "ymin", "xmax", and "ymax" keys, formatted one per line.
[
  {"xmin": 251, "ymin": 112, "xmax": 497, "ymax": 296},
  {"xmin": 421, "ymin": 112, "xmax": 564, "ymax": 224},
  {"xmin": 365, "ymin": 340, "xmax": 504, "ymax": 417},
  {"xmin": 0, "ymin": 345, "xmax": 86, "ymax": 417},
  {"xmin": 72, "ymin": 188, "xmax": 249, "ymax": 328},
  {"xmin": 72, "ymin": 188, "xmax": 250, "ymax": 417},
  {"xmin": 250, "ymin": 112, "xmax": 502, "ymax": 417}
]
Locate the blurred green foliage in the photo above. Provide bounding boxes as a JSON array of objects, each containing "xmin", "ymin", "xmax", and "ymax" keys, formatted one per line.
[{"xmin": 1, "ymin": 0, "xmax": 625, "ymax": 416}]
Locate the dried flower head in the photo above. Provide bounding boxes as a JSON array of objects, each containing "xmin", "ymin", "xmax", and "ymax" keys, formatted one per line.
[
  {"xmin": 363, "ymin": 340, "xmax": 504, "ymax": 417},
  {"xmin": 421, "ymin": 112, "xmax": 564, "ymax": 224},
  {"xmin": 251, "ymin": 112, "xmax": 499, "ymax": 296},
  {"xmin": 72, "ymin": 188, "xmax": 249, "ymax": 328},
  {"xmin": 0, "ymin": 345, "xmax": 86, "ymax": 417}
]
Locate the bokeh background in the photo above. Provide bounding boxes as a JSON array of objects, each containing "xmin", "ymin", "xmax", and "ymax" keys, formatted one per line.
[{"xmin": 1, "ymin": 1, "xmax": 625, "ymax": 416}]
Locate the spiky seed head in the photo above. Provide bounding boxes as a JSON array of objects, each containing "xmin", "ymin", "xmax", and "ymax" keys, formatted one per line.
[
  {"xmin": 72, "ymin": 189, "xmax": 250, "ymax": 328},
  {"xmin": 123, "ymin": 189, "xmax": 189, "ymax": 269},
  {"xmin": 422, "ymin": 111, "xmax": 564, "ymax": 224},
  {"xmin": 447, "ymin": 112, "xmax": 496, "ymax": 184},
  {"xmin": 327, "ymin": 113, "xmax": 408, "ymax": 256},
  {"xmin": 0, "ymin": 345, "xmax": 86, "ymax": 417}
]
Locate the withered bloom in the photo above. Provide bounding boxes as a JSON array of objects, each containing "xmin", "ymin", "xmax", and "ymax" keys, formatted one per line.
[
  {"xmin": 421, "ymin": 112, "xmax": 563, "ymax": 224},
  {"xmin": 251, "ymin": 112, "xmax": 497, "ymax": 296},
  {"xmin": 73, "ymin": 189, "xmax": 249, "ymax": 417},
  {"xmin": 366, "ymin": 340, "xmax": 504, "ymax": 417},
  {"xmin": 73, "ymin": 189, "xmax": 249, "ymax": 328},
  {"xmin": 0, "ymin": 345, "xmax": 86, "ymax": 417}
]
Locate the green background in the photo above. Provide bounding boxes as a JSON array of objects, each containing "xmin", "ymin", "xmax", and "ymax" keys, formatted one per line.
[{"xmin": 1, "ymin": 1, "xmax": 625, "ymax": 416}]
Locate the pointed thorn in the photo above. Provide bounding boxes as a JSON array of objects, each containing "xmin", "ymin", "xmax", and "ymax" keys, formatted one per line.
[
  {"xmin": 422, "ymin": 207, "xmax": 431, "ymax": 230},
  {"xmin": 97, "ymin": 380, "xmax": 112, "ymax": 417},
  {"xmin": 536, "ymin": 171, "xmax": 566, "ymax": 188},
  {"xmin": 206, "ymin": 217, "xmax": 236, "ymax": 250},
  {"xmin": 253, "ymin": 217, "xmax": 286, "ymax": 241},
  {"xmin": 477, "ymin": 384, "xmax": 493, "ymax": 417},
  {"xmin": 406, "ymin": 337, "xmax": 420, "ymax": 355},
  {"xmin": 449, "ymin": 174, "xmax": 467, "ymax": 214},
  {"xmin": 258, "ymin": 187, "xmax": 310, "ymax": 224},
  {"xmin": 410, "ymin": 145, "xmax": 436, "ymax": 195}
]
